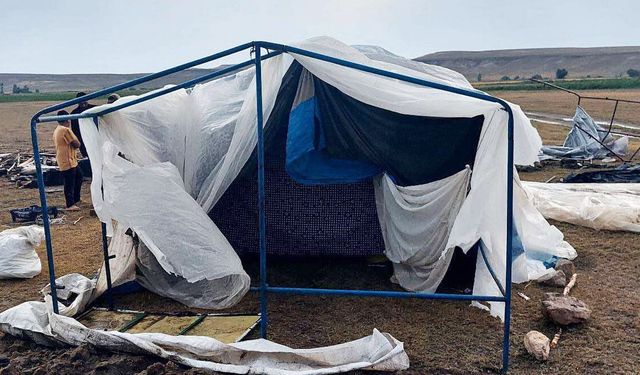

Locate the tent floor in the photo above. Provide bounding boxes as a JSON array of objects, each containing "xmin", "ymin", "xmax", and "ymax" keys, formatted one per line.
[{"xmin": 77, "ymin": 308, "xmax": 259, "ymax": 344}]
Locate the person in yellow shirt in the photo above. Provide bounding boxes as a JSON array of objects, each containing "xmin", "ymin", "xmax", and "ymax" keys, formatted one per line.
[{"xmin": 53, "ymin": 110, "xmax": 83, "ymax": 211}]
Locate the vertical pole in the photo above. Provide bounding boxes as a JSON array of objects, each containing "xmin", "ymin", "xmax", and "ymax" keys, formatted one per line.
[
  {"xmin": 254, "ymin": 45, "xmax": 268, "ymax": 338},
  {"xmin": 30, "ymin": 118, "xmax": 59, "ymax": 314},
  {"xmin": 101, "ymin": 223, "xmax": 114, "ymax": 309},
  {"xmin": 93, "ymin": 117, "xmax": 115, "ymax": 310},
  {"xmin": 502, "ymin": 108, "xmax": 514, "ymax": 373}
]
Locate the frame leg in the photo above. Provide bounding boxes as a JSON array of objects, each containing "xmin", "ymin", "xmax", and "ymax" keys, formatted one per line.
[
  {"xmin": 502, "ymin": 108, "xmax": 515, "ymax": 373},
  {"xmin": 254, "ymin": 45, "xmax": 268, "ymax": 339},
  {"xmin": 30, "ymin": 118, "xmax": 59, "ymax": 314},
  {"xmin": 101, "ymin": 222, "xmax": 114, "ymax": 310}
]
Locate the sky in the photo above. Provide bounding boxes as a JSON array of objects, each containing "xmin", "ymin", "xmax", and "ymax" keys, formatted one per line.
[{"xmin": 1, "ymin": 0, "xmax": 639, "ymax": 74}]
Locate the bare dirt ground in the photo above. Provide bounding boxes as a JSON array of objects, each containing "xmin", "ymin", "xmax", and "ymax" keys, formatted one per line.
[{"xmin": 0, "ymin": 98, "xmax": 639, "ymax": 374}]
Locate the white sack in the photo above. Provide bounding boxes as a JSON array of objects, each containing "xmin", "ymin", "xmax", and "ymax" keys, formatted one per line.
[
  {"xmin": 523, "ymin": 182, "xmax": 640, "ymax": 232},
  {"xmin": 375, "ymin": 168, "xmax": 471, "ymax": 292},
  {"xmin": 0, "ymin": 301, "xmax": 410, "ymax": 374},
  {"xmin": 0, "ymin": 225, "xmax": 43, "ymax": 279}
]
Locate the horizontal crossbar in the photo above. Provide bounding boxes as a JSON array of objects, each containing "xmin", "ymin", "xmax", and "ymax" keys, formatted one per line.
[
  {"xmin": 36, "ymin": 50, "xmax": 283, "ymax": 124},
  {"xmin": 249, "ymin": 286, "xmax": 507, "ymax": 302}
]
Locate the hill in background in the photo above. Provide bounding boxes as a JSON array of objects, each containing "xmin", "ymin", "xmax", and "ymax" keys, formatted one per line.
[
  {"xmin": 0, "ymin": 68, "xmax": 221, "ymax": 93},
  {"xmin": 2, "ymin": 46, "xmax": 640, "ymax": 93},
  {"xmin": 415, "ymin": 46, "xmax": 640, "ymax": 81}
]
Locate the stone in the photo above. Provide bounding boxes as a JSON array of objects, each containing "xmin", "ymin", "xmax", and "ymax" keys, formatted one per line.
[
  {"xmin": 142, "ymin": 362, "xmax": 165, "ymax": 375},
  {"xmin": 555, "ymin": 259, "xmax": 576, "ymax": 279},
  {"xmin": 542, "ymin": 292, "xmax": 591, "ymax": 325},
  {"xmin": 523, "ymin": 330, "xmax": 550, "ymax": 361},
  {"xmin": 537, "ymin": 269, "xmax": 567, "ymax": 287}
]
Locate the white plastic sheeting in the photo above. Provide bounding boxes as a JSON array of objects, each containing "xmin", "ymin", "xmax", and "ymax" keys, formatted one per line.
[
  {"xmin": 375, "ymin": 168, "xmax": 471, "ymax": 292},
  {"xmin": 101, "ymin": 144, "xmax": 250, "ymax": 308},
  {"xmin": 540, "ymin": 106, "xmax": 629, "ymax": 160},
  {"xmin": 523, "ymin": 182, "xmax": 640, "ymax": 233},
  {"xmin": 290, "ymin": 38, "xmax": 575, "ymax": 319},
  {"xmin": 41, "ymin": 273, "xmax": 96, "ymax": 316},
  {"xmin": 79, "ymin": 54, "xmax": 292, "ymax": 308},
  {"xmin": 75, "ymin": 36, "xmax": 572, "ymax": 320},
  {"xmin": 0, "ymin": 226, "xmax": 43, "ymax": 279},
  {"xmin": 0, "ymin": 300, "xmax": 409, "ymax": 374}
]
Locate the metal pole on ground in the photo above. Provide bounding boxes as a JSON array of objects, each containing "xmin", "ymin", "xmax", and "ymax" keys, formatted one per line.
[
  {"xmin": 30, "ymin": 118, "xmax": 59, "ymax": 314},
  {"xmin": 254, "ymin": 45, "xmax": 268, "ymax": 339}
]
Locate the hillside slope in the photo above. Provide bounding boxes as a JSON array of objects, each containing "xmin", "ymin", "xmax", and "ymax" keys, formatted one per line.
[
  {"xmin": 0, "ymin": 67, "xmax": 224, "ymax": 93},
  {"xmin": 415, "ymin": 46, "xmax": 640, "ymax": 81}
]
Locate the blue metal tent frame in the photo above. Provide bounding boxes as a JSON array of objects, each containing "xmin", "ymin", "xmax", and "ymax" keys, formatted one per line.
[{"xmin": 29, "ymin": 41, "xmax": 515, "ymax": 373}]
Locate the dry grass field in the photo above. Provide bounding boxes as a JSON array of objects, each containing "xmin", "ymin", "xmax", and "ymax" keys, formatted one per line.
[
  {"xmin": 0, "ymin": 94, "xmax": 638, "ymax": 374},
  {"xmin": 490, "ymin": 89, "xmax": 640, "ymax": 127}
]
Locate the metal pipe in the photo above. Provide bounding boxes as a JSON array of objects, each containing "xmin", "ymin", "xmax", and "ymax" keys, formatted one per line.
[
  {"xmin": 529, "ymin": 79, "xmax": 640, "ymax": 105},
  {"xmin": 101, "ymin": 223, "xmax": 114, "ymax": 310},
  {"xmin": 478, "ymin": 242, "xmax": 506, "ymax": 297},
  {"xmin": 254, "ymin": 46, "xmax": 269, "ymax": 339},
  {"xmin": 257, "ymin": 42, "xmax": 506, "ymax": 107},
  {"xmin": 262, "ymin": 287, "xmax": 507, "ymax": 302},
  {"xmin": 604, "ymin": 100, "xmax": 619, "ymax": 140},
  {"xmin": 31, "ymin": 42, "xmax": 255, "ymax": 121},
  {"xmin": 36, "ymin": 51, "xmax": 283, "ymax": 123},
  {"xmin": 502, "ymin": 106, "xmax": 515, "ymax": 374},
  {"xmin": 29, "ymin": 118, "xmax": 59, "ymax": 314}
]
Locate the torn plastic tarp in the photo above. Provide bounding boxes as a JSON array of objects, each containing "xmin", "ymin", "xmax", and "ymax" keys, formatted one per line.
[
  {"xmin": 0, "ymin": 226, "xmax": 43, "ymax": 279},
  {"xmin": 99, "ymin": 144, "xmax": 250, "ymax": 309},
  {"xmin": 540, "ymin": 106, "xmax": 628, "ymax": 160},
  {"xmin": 523, "ymin": 182, "xmax": 640, "ymax": 232},
  {"xmin": 0, "ymin": 300, "xmax": 410, "ymax": 374}
]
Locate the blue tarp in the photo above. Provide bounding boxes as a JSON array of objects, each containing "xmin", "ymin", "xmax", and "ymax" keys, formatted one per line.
[{"xmin": 286, "ymin": 96, "xmax": 381, "ymax": 184}]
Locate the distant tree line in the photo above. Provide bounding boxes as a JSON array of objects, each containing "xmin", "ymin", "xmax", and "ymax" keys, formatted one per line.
[
  {"xmin": 12, "ymin": 84, "xmax": 32, "ymax": 94},
  {"xmin": 628, "ymin": 69, "xmax": 640, "ymax": 78}
]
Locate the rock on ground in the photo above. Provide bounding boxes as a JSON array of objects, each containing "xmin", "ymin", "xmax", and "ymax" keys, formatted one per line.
[
  {"xmin": 542, "ymin": 292, "xmax": 591, "ymax": 325},
  {"xmin": 537, "ymin": 269, "xmax": 567, "ymax": 287},
  {"xmin": 555, "ymin": 259, "xmax": 576, "ymax": 279},
  {"xmin": 523, "ymin": 330, "xmax": 550, "ymax": 361}
]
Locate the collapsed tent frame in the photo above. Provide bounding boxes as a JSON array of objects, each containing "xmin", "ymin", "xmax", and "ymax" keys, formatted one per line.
[
  {"xmin": 29, "ymin": 41, "xmax": 516, "ymax": 372},
  {"xmin": 530, "ymin": 78, "xmax": 640, "ymax": 161}
]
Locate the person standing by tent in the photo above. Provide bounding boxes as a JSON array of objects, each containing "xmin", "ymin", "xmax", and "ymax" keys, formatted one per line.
[
  {"xmin": 53, "ymin": 110, "xmax": 83, "ymax": 211},
  {"xmin": 70, "ymin": 92, "xmax": 95, "ymax": 159}
]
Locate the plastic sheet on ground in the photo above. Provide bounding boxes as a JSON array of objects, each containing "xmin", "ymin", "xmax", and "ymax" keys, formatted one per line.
[
  {"xmin": 563, "ymin": 164, "xmax": 640, "ymax": 183},
  {"xmin": 0, "ymin": 225, "xmax": 43, "ymax": 279},
  {"xmin": 523, "ymin": 182, "xmax": 640, "ymax": 232},
  {"xmin": 540, "ymin": 106, "xmax": 628, "ymax": 160},
  {"xmin": 0, "ymin": 300, "xmax": 409, "ymax": 374}
]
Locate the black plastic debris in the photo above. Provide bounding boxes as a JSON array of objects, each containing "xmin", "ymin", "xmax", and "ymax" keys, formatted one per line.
[{"xmin": 563, "ymin": 164, "xmax": 640, "ymax": 183}]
